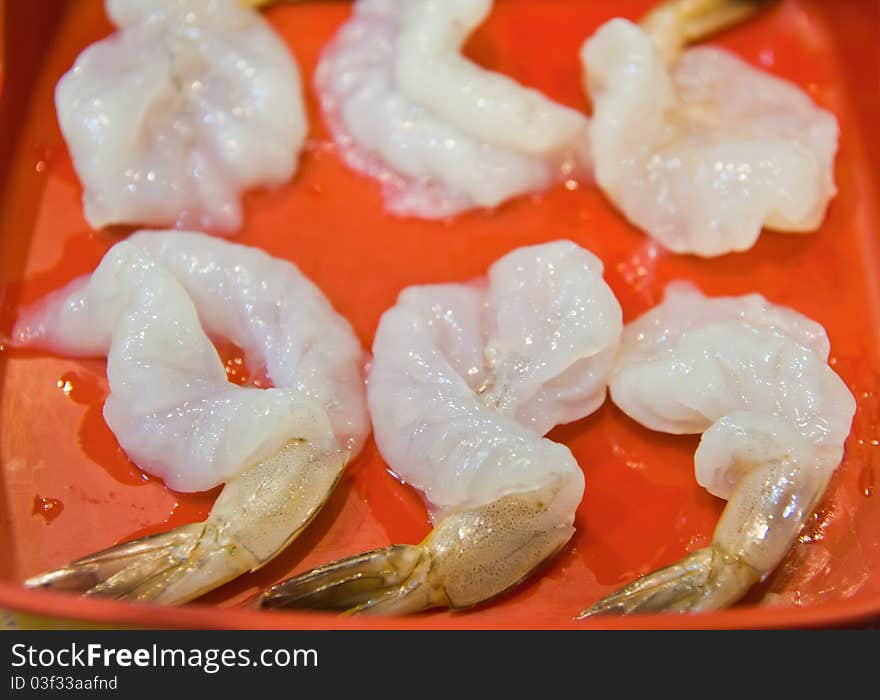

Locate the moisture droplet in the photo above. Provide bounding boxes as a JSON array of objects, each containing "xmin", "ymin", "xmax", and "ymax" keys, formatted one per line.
[{"xmin": 32, "ymin": 495, "xmax": 64, "ymax": 523}]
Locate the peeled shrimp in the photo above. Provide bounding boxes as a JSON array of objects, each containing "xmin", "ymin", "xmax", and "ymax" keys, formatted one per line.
[
  {"xmin": 315, "ymin": 0, "xmax": 590, "ymax": 219},
  {"xmin": 259, "ymin": 241, "xmax": 622, "ymax": 614},
  {"xmin": 581, "ymin": 282, "xmax": 855, "ymax": 615},
  {"xmin": 14, "ymin": 232, "xmax": 367, "ymax": 604},
  {"xmin": 56, "ymin": 0, "xmax": 307, "ymax": 233},
  {"xmin": 580, "ymin": 0, "xmax": 838, "ymax": 256}
]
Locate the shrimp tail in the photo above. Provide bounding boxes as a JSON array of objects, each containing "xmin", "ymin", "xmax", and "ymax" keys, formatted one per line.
[
  {"xmin": 258, "ymin": 486, "xmax": 575, "ymax": 616},
  {"xmin": 579, "ymin": 545, "xmax": 760, "ymax": 617},
  {"xmin": 25, "ymin": 440, "xmax": 347, "ymax": 606},
  {"xmin": 642, "ymin": 0, "xmax": 776, "ymax": 62},
  {"xmin": 26, "ymin": 520, "xmax": 268, "ymax": 605},
  {"xmin": 580, "ymin": 450, "xmax": 829, "ymax": 617},
  {"xmin": 259, "ymin": 544, "xmax": 442, "ymax": 615},
  {"xmin": 25, "ymin": 524, "xmax": 204, "ymax": 598}
]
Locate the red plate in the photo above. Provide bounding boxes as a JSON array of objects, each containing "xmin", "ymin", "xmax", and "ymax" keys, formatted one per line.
[{"xmin": 1, "ymin": 0, "xmax": 879, "ymax": 629}]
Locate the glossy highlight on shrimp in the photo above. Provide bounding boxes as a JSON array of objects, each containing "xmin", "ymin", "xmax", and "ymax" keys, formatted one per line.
[{"xmin": 259, "ymin": 241, "xmax": 623, "ymax": 614}]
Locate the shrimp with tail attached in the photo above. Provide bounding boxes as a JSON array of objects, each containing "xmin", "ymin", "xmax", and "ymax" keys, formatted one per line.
[
  {"xmin": 14, "ymin": 231, "xmax": 368, "ymax": 605},
  {"xmin": 580, "ymin": 283, "xmax": 855, "ymax": 616},
  {"xmin": 259, "ymin": 241, "xmax": 623, "ymax": 614}
]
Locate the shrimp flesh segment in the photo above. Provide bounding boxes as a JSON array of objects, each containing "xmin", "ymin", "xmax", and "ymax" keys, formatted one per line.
[
  {"xmin": 57, "ymin": 0, "xmax": 307, "ymax": 233},
  {"xmin": 580, "ymin": 283, "xmax": 855, "ymax": 615},
  {"xmin": 259, "ymin": 241, "xmax": 623, "ymax": 614},
  {"xmin": 15, "ymin": 234, "xmax": 368, "ymax": 603},
  {"xmin": 580, "ymin": 0, "xmax": 837, "ymax": 256},
  {"xmin": 315, "ymin": 0, "xmax": 590, "ymax": 219}
]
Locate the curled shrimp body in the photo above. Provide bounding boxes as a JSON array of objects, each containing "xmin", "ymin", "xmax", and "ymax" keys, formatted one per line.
[
  {"xmin": 57, "ymin": 0, "xmax": 307, "ymax": 233},
  {"xmin": 14, "ymin": 232, "xmax": 368, "ymax": 604},
  {"xmin": 313, "ymin": 0, "xmax": 590, "ymax": 219},
  {"xmin": 580, "ymin": 0, "xmax": 836, "ymax": 256},
  {"xmin": 260, "ymin": 241, "xmax": 623, "ymax": 614},
  {"xmin": 581, "ymin": 283, "xmax": 855, "ymax": 616}
]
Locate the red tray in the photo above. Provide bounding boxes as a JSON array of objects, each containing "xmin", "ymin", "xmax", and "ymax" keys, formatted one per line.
[{"xmin": 1, "ymin": 0, "xmax": 879, "ymax": 630}]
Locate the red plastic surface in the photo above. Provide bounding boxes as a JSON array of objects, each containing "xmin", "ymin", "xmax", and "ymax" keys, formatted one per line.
[{"xmin": 1, "ymin": 0, "xmax": 879, "ymax": 629}]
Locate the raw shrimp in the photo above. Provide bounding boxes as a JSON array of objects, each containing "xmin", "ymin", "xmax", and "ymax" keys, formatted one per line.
[
  {"xmin": 259, "ymin": 241, "xmax": 622, "ymax": 614},
  {"xmin": 581, "ymin": 282, "xmax": 855, "ymax": 615},
  {"xmin": 14, "ymin": 232, "xmax": 368, "ymax": 604},
  {"xmin": 315, "ymin": 0, "xmax": 590, "ymax": 219},
  {"xmin": 580, "ymin": 0, "xmax": 838, "ymax": 256},
  {"xmin": 56, "ymin": 0, "xmax": 307, "ymax": 233}
]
